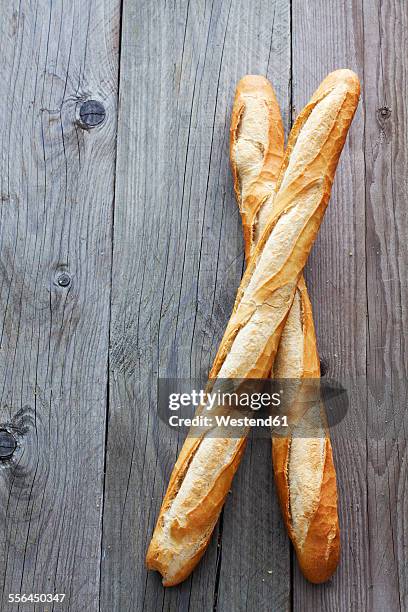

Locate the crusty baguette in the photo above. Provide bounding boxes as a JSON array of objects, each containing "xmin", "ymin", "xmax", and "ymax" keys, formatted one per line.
[
  {"xmin": 230, "ymin": 74, "xmax": 343, "ymax": 583},
  {"xmin": 230, "ymin": 75, "xmax": 284, "ymax": 260},
  {"xmin": 146, "ymin": 70, "xmax": 360, "ymax": 586},
  {"xmin": 272, "ymin": 281, "xmax": 339, "ymax": 583}
]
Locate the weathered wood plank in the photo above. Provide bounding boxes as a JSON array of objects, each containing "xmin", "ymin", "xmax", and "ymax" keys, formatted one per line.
[
  {"xmin": 362, "ymin": 1, "xmax": 408, "ymax": 610},
  {"xmin": 101, "ymin": 1, "xmax": 291, "ymax": 610},
  {"xmin": 0, "ymin": 1, "xmax": 120, "ymax": 609},
  {"xmin": 292, "ymin": 0, "xmax": 407, "ymax": 611}
]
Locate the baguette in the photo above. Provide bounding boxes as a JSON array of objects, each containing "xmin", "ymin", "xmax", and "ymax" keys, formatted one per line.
[
  {"xmin": 230, "ymin": 74, "xmax": 343, "ymax": 583},
  {"xmin": 230, "ymin": 75, "xmax": 284, "ymax": 261},
  {"xmin": 273, "ymin": 281, "xmax": 339, "ymax": 583},
  {"xmin": 146, "ymin": 70, "xmax": 360, "ymax": 586}
]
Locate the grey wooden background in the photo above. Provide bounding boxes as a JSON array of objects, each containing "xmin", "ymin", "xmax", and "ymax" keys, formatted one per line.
[{"xmin": 0, "ymin": 1, "xmax": 406, "ymax": 611}]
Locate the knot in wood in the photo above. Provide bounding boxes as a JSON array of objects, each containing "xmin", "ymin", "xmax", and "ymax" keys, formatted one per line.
[{"xmin": 378, "ymin": 106, "xmax": 391, "ymax": 120}]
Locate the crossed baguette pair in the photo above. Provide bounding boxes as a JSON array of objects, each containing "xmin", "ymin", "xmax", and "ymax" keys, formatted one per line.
[{"xmin": 147, "ymin": 70, "xmax": 360, "ymax": 586}]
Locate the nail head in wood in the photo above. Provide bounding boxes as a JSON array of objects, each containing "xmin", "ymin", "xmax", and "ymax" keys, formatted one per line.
[
  {"xmin": 56, "ymin": 272, "xmax": 71, "ymax": 287},
  {"xmin": 0, "ymin": 430, "xmax": 17, "ymax": 459},
  {"xmin": 78, "ymin": 100, "xmax": 106, "ymax": 128}
]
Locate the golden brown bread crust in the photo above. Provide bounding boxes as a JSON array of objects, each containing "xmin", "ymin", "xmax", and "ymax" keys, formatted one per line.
[
  {"xmin": 147, "ymin": 77, "xmax": 286, "ymax": 587},
  {"xmin": 211, "ymin": 69, "xmax": 360, "ymax": 381},
  {"xmin": 146, "ymin": 69, "xmax": 359, "ymax": 586},
  {"xmin": 272, "ymin": 435, "xmax": 340, "ymax": 582},
  {"xmin": 230, "ymin": 75, "xmax": 284, "ymax": 261},
  {"xmin": 231, "ymin": 73, "xmax": 355, "ymax": 583},
  {"xmin": 271, "ymin": 277, "xmax": 340, "ymax": 583},
  {"xmin": 266, "ymin": 69, "xmax": 358, "ymax": 581},
  {"xmin": 147, "ymin": 436, "xmax": 246, "ymax": 586}
]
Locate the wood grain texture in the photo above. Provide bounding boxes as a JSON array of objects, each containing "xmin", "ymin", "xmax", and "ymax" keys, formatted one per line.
[
  {"xmin": 362, "ymin": 2, "xmax": 408, "ymax": 610},
  {"xmin": 101, "ymin": 1, "xmax": 291, "ymax": 610},
  {"xmin": 292, "ymin": 1, "xmax": 407, "ymax": 611},
  {"xmin": 1, "ymin": 0, "xmax": 406, "ymax": 609},
  {"xmin": 0, "ymin": 1, "xmax": 120, "ymax": 610}
]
